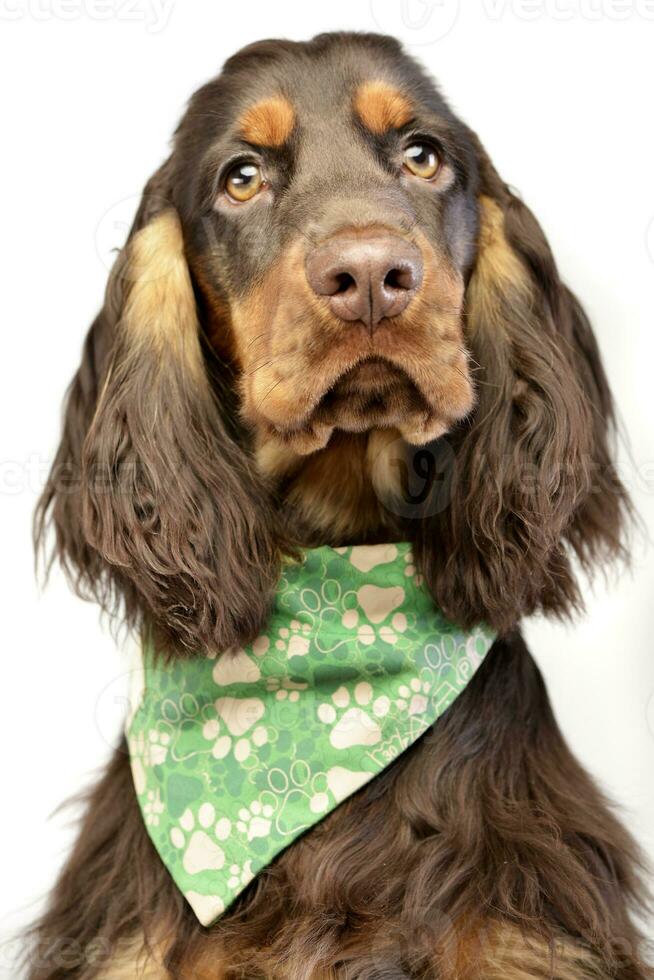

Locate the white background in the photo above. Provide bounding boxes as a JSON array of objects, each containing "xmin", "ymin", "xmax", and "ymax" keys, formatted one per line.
[{"xmin": 1, "ymin": 0, "xmax": 653, "ymax": 972}]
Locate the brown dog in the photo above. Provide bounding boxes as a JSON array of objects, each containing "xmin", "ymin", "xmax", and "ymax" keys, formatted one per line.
[{"xmin": 30, "ymin": 31, "xmax": 650, "ymax": 980}]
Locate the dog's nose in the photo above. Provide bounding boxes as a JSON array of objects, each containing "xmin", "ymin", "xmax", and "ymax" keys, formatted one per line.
[{"xmin": 305, "ymin": 234, "xmax": 423, "ymax": 328}]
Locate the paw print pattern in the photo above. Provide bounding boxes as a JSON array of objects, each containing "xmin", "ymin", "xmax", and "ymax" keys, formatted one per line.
[
  {"xmin": 212, "ymin": 649, "xmax": 261, "ymax": 686},
  {"xmin": 396, "ymin": 677, "xmax": 431, "ymax": 716},
  {"xmin": 170, "ymin": 804, "xmax": 226, "ymax": 876},
  {"xmin": 317, "ymin": 684, "xmax": 382, "ymax": 749},
  {"xmin": 202, "ymin": 714, "xmax": 269, "ymax": 763},
  {"xmin": 341, "ymin": 588, "xmax": 409, "ymax": 646},
  {"xmin": 403, "ymin": 549, "xmax": 424, "ymax": 585},
  {"xmin": 160, "ymin": 693, "xmax": 210, "ymax": 764},
  {"xmin": 227, "ymin": 859, "xmax": 254, "ymax": 890},
  {"xmin": 360, "ymin": 612, "xmax": 408, "ymax": 646},
  {"xmin": 129, "ymin": 727, "xmax": 171, "ymax": 768},
  {"xmin": 143, "ymin": 788, "xmax": 164, "ymax": 826},
  {"xmin": 236, "ymin": 801, "xmax": 274, "ymax": 841},
  {"xmin": 146, "ymin": 728, "xmax": 171, "ymax": 766},
  {"xmin": 274, "ymin": 619, "xmax": 313, "ymax": 658}
]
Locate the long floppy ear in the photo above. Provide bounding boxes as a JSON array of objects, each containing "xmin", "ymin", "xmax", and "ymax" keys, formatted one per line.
[
  {"xmin": 412, "ymin": 138, "xmax": 629, "ymax": 634},
  {"xmin": 36, "ymin": 163, "xmax": 283, "ymax": 655}
]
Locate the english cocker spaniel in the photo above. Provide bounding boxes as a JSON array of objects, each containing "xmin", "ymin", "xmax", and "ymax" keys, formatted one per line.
[{"xmin": 29, "ymin": 31, "xmax": 650, "ymax": 980}]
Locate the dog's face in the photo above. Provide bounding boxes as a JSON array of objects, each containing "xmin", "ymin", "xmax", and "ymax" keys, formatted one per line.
[
  {"xmin": 38, "ymin": 32, "xmax": 626, "ymax": 656},
  {"xmin": 176, "ymin": 39, "xmax": 479, "ymax": 456}
]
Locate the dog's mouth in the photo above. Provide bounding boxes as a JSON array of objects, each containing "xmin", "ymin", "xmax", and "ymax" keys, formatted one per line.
[
  {"xmin": 267, "ymin": 356, "xmax": 454, "ymax": 455},
  {"xmin": 312, "ymin": 358, "xmax": 430, "ymax": 431}
]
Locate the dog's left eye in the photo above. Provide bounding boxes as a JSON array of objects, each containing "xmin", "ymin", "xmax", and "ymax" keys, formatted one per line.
[
  {"xmin": 403, "ymin": 142, "xmax": 441, "ymax": 180},
  {"xmin": 224, "ymin": 162, "xmax": 264, "ymax": 202}
]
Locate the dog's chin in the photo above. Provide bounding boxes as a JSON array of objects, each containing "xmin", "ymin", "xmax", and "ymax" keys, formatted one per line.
[{"xmin": 272, "ymin": 359, "xmax": 451, "ymax": 455}]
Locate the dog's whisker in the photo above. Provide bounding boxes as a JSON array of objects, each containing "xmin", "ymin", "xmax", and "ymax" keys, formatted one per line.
[{"xmin": 255, "ymin": 377, "xmax": 285, "ymax": 411}]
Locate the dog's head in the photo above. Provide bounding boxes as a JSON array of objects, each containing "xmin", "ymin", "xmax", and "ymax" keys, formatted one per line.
[
  {"xmin": 38, "ymin": 32, "xmax": 627, "ymax": 654},
  {"xmin": 179, "ymin": 37, "xmax": 477, "ymax": 454}
]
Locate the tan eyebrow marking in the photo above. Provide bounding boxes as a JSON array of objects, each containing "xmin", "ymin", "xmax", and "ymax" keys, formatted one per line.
[
  {"xmin": 353, "ymin": 80, "xmax": 414, "ymax": 135},
  {"xmin": 239, "ymin": 95, "xmax": 296, "ymax": 147}
]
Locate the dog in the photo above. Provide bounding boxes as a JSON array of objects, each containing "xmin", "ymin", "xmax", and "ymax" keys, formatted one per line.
[{"xmin": 28, "ymin": 30, "xmax": 651, "ymax": 980}]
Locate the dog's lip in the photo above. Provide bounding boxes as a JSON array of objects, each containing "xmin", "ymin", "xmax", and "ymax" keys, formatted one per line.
[
  {"xmin": 268, "ymin": 409, "xmax": 450, "ymax": 456},
  {"xmin": 275, "ymin": 355, "xmax": 418, "ymax": 435},
  {"xmin": 247, "ymin": 317, "xmax": 474, "ymax": 455},
  {"xmin": 269, "ymin": 351, "xmax": 424, "ymax": 432},
  {"xmin": 320, "ymin": 357, "xmax": 414, "ymax": 398},
  {"xmin": 266, "ymin": 355, "xmax": 451, "ymax": 455}
]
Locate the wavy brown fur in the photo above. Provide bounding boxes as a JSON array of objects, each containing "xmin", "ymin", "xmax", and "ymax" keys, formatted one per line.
[
  {"xmin": 29, "ymin": 31, "xmax": 649, "ymax": 979},
  {"xmin": 35, "ymin": 182, "xmax": 287, "ymax": 658},
  {"xmin": 413, "ymin": 177, "xmax": 628, "ymax": 634}
]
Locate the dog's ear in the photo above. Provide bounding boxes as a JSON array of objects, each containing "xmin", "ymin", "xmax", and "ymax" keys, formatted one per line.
[
  {"xmin": 412, "ymin": 136, "xmax": 628, "ymax": 634},
  {"xmin": 36, "ymin": 161, "xmax": 284, "ymax": 656}
]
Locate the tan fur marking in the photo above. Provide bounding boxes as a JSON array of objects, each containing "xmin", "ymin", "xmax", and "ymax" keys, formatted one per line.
[
  {"xmin": 466, "ymin": 195, "xmax": 531, "ymax": 334},
  {"xmin": 239, "ymin": 95, "xmax": 296, "ymax": 147},
  {"xmin": 256, "ymin": 429, "xmax": 403, "ymax": 542},
  {"xmin": 280, "ymin": 434, "xmax": 389, "ymax": 541},
  {"xmin": 94, "ymin": 940, "xmax": 169, "ymax": 979},
  {"xmin": 367, "ymin": 428, "xmax": 405, "ymax": 503},
  {"xmin": 192, "ymin": 259, "xmax": 238, "ymax": 361},
  {"xmin": 95, "ymin": 923, "xmax": 609, "ymax": 979},
  {"xmin": 255, "ymin": 427, "xmax": 302, "ymax": 480},
  {"xmin": 95, "ymin": 962, "xmax": 167, "ymax": 980},
  {"xmin": 354, "ymin": 80, "xmax": 413, "ymax": 135},
  {"xmin": 121, "ymin": 209, "xmax": 203, "ymax": 375},
  {"xmin": 454, "ymin": 922, "xmax": 610, "ymax": 979}
]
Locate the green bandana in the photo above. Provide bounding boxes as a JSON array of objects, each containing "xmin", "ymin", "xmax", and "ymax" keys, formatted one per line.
[{"xmin": 126, "ymin": 543, "xmax": 494, "ymax": 927}]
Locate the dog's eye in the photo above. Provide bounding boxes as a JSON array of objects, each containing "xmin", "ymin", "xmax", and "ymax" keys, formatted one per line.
[
  {"xmin": 403, "ymin": 142, "xmax": 441, "ymax": 180},
  {"xmin": 224, "ymin": 162, "xmax": 264, "ymax": 203}
]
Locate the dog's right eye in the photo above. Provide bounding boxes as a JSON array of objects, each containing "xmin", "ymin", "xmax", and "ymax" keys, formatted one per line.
[
  {"xmin": 403, "ymin": 141, "xmax": 441, "ymax": 181},
  {"xmin": 224, "ymin": 162, "xmax": 264, "ymax": 203}
]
